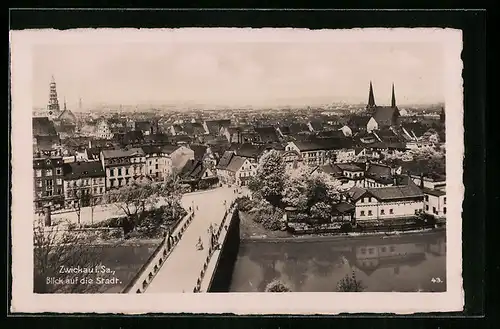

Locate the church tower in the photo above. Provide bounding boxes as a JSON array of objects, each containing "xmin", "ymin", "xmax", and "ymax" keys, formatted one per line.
[
  {"xmin": 391, "ymin": 83, "xmax": 397, "ymax": 108},
  {"xmin": 366, "ymin": 81, "xmax": 376, "ymax": 112},
  {"xmin": 47, "ymin": 75, "xmax": 61, "ymax": 119}
]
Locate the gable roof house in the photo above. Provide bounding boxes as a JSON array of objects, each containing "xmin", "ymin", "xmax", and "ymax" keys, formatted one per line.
[
  {"xmin": 216, "ymin": 153, "xmax": 256, "ymax": 186},
  {"xmin": 203, "ymin": 119, "xmax": 231, "ymax": 136},
  {"xmin": 253, "ymin": 126, "xmax": 281, "ymax": 144},
  {"xmin": 179, "ymin": 159, "xmax": 218, "ymax": 189},
  {"xmin": 346, "ymin": 178, "xmax": 424, "ymax": 221}
]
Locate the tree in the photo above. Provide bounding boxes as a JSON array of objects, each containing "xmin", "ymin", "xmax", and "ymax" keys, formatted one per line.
[
  {"xmin": 105, "ymin": 181, "xmax": 162, "ymax": 237},
  {"xmin": 69, "ymin": 189, "xmax": 89, "ymax": 227},
  {"xmin": 249, "ymin": 150, "xmax": 287, "ymax": 207},
  {"xmin": 89, "ymin": 192, "xmax": 101, "ymax": 225},
  {"xmin": 337, "ymin": 270, "xmax": 365, "ymax": 292},
  {"xmin": 265, "ymin": 279, "xmax": 292, "ymax": 292},
  {"xmin": 33, "ymin": 222, "xmax": 102, "ymax": 293}
]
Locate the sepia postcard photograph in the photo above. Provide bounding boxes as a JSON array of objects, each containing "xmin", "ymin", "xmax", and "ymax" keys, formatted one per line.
[{"xmin": 10, "ymin": 27, "xmax": 464, "ymax": 314}]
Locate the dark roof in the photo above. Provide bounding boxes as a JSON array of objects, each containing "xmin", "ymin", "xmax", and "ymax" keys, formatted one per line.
[
  {"xmin": 347, "ymin": 186, "xmax": 366, "ymax": 201},
  {"xmin": 135, "ymin": 121, "xmax": 153, "ymax": 131},
  {"xmin": 332, "ymin": 202, "xmax": 355, "ymax": 214},
  {"xmin": 144, "ymin": 133, "xmax": 169, "ymax": 143},
  {"xmin": 317, "ymin": 130, "xmax": 345, "ymax": 138},
  {"xmin": 161, "ymin": 144, "xmax": 181, "ymax": 154},
  {"xmin": 278, "ymin": 126, "xmax": 291, "ymax": 135},
  {"xmin": 291, "ymin": 141, "xmax": 328, "ymax": 152},
  {"xmin": 101, "ymin": 148, "xmax": 145, "ymax": 159},
  {"xmin": 189, "ymin": 144, "xmax": 208, "ymax": 161},
  {"xmin": 179, "ymin": 159, "xmax": 205, "ymax": 181},
  {"xmin": 63, "ymin": 161, "xmax": 105, "ymax": 179},
  {"xmin": 226, "ymin": 155, "xmax": 247, "ymax": 172},
  {"xmin": 33, "ymin": 117, "xmax": 57, "ymax": 136},
  {"xmin": 372, "ymin": 106, "xmax": 399, "ymax": 127},
  {"xmin": 367, "ymin": 181, "xmax": 423, "ymax": 201},
  {"xmin": 254, "ymin": 126, "xmax": 280, "ymax": 143},
  {"xmin": 141, "ymin": 145, "xmax": 163, "ymax": 155},
  {"xmin": 308, "ymin": 121, "xmax": 324, "ymax": 131},
  {"xmin": 347, "ymin": 115, "xmax": 371, "ymax": 128},
  {"xmin": 422, "ymin": 188, "xmax": 446, "ymax": 197},
  {"xmin": 288, "ymin": 123, "xmax": 310, "ymax": 134},
  {"xmin": 57, "ymin": 109, "xmax": 77, "ymax": 122},
  {"xmin": 318, "ymin": 163, "xmax": 343, "ymax": 176},
  {"xmin": 205, "ymin": 120, "xmax": 231, "ymax": 134},
  {"xmin": 235, "ymin": 143, "xmax": 261, "ymax": 159},
  {"xmin": 34, "ymin": 135, "xmax": 60, "ymax": 151},
  {"xmin": 402, "ymin": 122, "xmax": 428, "ymax": 138},
  {"xmin": 336, "ymin": 163, "xmax": 364, "ymax": 172},
  {"xmin": 366, "ymin": 163, "xmax": 392, "ymax": 178},
  {"xmin": 216, "ymin": 150, "xmax": 235, "ymax": 169}
]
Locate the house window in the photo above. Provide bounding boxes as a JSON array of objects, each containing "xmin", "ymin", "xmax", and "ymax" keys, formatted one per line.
[
  {"xmin": 361, "ymin": 248, "xmax": 366, "ymax": 254},
  {"xmin": 110, "ymin": 169, "xmax": 114, "ymax": 177},
  {"xmin": 56, "ymin": 168, "xmax": 62, "ymax": 175},
  {"xmin": 443, "ymin": 207, "xmax": 447, "ymax": 215},
  {"xmin": 381, "ymin": 247, "xmax": 386, "ymax": 252},
  {"xmin": 368, "ymin": 210, "xmax": 372, "ymax": 216},
  {"xmin": 35, "ymin": 169, "xmax": 42, "ymax": 177},
  {"xmin": 56, "ymin": 178, "xmax": 62, "ymax": 185},
  {"xmin": 380, "ymin": 209, "xmax": 385, "ymax": 215},
  {"xmin": 444, "ymin": 197, "xmax": 446, "ymax": 205},
  {"xmin": 155, "ymin": 164, "xmax": 158, "ymax": 170},
  {"xmin": 118, "ymin": 168, "xmax": 122, "ymax": 176},
  {"xmin": 36, "ymin": 180, "xmax": 42, "ymax": 188},
  {"xmin": 433, "ymin": 207, "xmax": 437, "ymax": 214},
  {"xmin": 369, "ymin": 197, "xmax": 372, "ymax": 202},
  {"xmin": 360, "ymin": 211, "xmax": 365, "ymax": 216},
  {"xmin": 45, "ymin": 169, "xmax": 53, "ymax": 176},
  {"xmin": 46, "ymin": 180, "xmax": 53, "ymax": 187},
  {"xmin": 425, "ymin": 195, "xmax": 429, "ymax": 202},
  {"xmin": 100, "ymin": 187, "xmax": 103, "ymax": 193},
  {"xmin": 426, "ymin": 205, "xmax": 429, "ymax": 211},
  {"xmin": 368, "ymin": 248, "xmax": 374, "ymax": 254},
  {"xmin": 390, "ymin": 246, "xmax": 395, "ymax": 252},
  {"xmin": 389, "ymin": 209, "xmax": 394, "ymax": 214},
  {"xmin": 46, "ymin": 190, "xmax": 53, "ymax": 197}
]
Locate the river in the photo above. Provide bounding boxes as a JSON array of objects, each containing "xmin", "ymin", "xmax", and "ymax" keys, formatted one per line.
[{"xmin": 229, "ymin": 230, "xmax": 446, "ymax": 292}]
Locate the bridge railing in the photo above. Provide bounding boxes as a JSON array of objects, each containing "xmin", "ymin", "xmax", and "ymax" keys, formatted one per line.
[
  {"xmin": 193, "ymin": 201, "xmax": 237, "ymax": 293},
  {"xmin": 122, "ymin": 211, "xmax": 195, "ymax": 293}
]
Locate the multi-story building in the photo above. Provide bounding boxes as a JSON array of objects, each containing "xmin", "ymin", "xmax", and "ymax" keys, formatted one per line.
[
  {"xmin": 63, "ymin": 161, "xmax": 106, "ymax": 207},
  {"xmin": 346, "ymin": 179, "xmax": 424, "ymax": 222},
  {"xmin": 101, "ymin": 148, "xmax": 146, "ymax": 190},
  {"xmin": 215, "ymin": 151, "xmax": 256, "ymax": 186},
  {"xmin": 285, "ymin": 141, "xmax": 331, "ymax": 167},
  {"xmin": 142, "ymin": 145, "xmax": 173, "ymax": 180},
  {"xmin": 33, "ymin": 156, "xmax": 65, "ymax": 211},
  {"xmin": 422, "ymin": 188, "xmax": 447, "ymax": 220}
]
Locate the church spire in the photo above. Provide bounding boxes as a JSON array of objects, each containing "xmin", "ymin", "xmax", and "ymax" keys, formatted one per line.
[
  {"xmin": 367, "ymin": 81, "xmax": 376, "ymax": 109},
  {"xmin": 391, "ymin": 83, "xmax": 397, "ymax": 108},
  {"xmin": 47, "ymin": 75, "xmax": 60, "ymax": 114},
  {"xmin": 64, "ymin": 97, "xmax": 67, "ymax": 111}
]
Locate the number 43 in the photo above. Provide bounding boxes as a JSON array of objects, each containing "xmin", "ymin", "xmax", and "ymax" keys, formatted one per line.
[{"xmin": 431, "ymin": 277, "xmax": 443, "ymax": 283}]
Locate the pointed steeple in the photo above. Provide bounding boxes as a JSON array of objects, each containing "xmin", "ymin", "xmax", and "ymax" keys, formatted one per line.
[
  {"xmin": 391, "ymin": 83, "xmax": 396, "ymax": 108},
  {"xmin": 367, "ymin": 81, "xmax": 376, "ymax": 108},
  {"xmin": 47, "ymin": 75, "xmax": 60, "ymax": 114},
  {"xmin": 63, "ymin": 97, "xmax": 67, "ymax": 111}
]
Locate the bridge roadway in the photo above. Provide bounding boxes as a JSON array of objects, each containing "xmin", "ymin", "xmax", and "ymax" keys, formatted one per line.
[{"xmin": 145, "ymin": 186, "xmax": 245, "ymax": 293}]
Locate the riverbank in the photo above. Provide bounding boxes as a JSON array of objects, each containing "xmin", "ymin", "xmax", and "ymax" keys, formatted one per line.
[{"xmin": 239, "ymin": 209, "xmax": 446, "ymax": 242}]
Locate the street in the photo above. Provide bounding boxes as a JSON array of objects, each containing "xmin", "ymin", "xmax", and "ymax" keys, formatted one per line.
[
  {"xmin": 36, "ymin": 186, "xmax": 248, "ymax": 226},
  {"xmin": 145, "ymin": 186, "xmax": 248, "ymax": 293}
]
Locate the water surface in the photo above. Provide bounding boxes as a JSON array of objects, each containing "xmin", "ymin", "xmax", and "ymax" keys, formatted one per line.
[{"xmin": 229, "ymin": 231, "xmax": 446, "ymax": 292}]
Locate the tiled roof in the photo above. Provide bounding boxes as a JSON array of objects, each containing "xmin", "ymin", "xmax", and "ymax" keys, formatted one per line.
[
  {"xmin": 422, "ymin": 187, "xmax": 446, "ymax": 197},
  {"xmin": 63, "ymin": 161, "xmax": 105, "ymax": 179},
  {"xmin": 179, "ymin": 159, "xmax": 205, "ymax": 180},
  {"xmin": 216, "ymin": 150, "xmax": 234, "ymax": 169},
  {"xmin": 226, "ymin": 155, "xmax": 247, "ymax": 173},
  {"xmin": 205, "ymin": 120, "xmax": 231, "ymax": 134},
  {"xmin": 372, "ymin": 106, "xmax": 399, "ymax": 127},
  {"xmin": 348, "ymin": 115, "xmax": 371, "ymax": 128},
  {"xmin": 254, "ymin": 126, "xmax": 280, "ymax": 143},
  {"xmin": 161, "ymin": 144, "xmax": 181, "ymax": 154},
  {"xmin": 347, "ymin": 186, "xmax": 367, "ymax": 201},
  {"xmin": 189, "ymin": 144, "xmax": 208, "ymax": 161},
  {"xmin": 141, "ymin": 145, "xmax": 163, "ymax": 155},
  {"xmin": 332, "ymin": 202, "xmax": 355, "ymax": 214},
  {"xmin": 101, "ymin": 148, "xmax": 145, "ymax": 159},
  {"xmin": 288, "ymin": 123, "xmax": 310, "ymax": 134},
  {"xmin": 235, "ymin": 143, "xmax": 261, "ymax": 159},
  {"xmin": 308, "ymin": 121, "xmax": 324, "ymax": 131},
  {"xmin": 319, "ymin": 163, "xmax": 343, "ymax": 176},
  {"xmin": 337, "ymin": 163, "xmax": 364, "ymax": 172},
  {"xmin": 366, "ymin": 163, "xmax": 392, "ymax": 177}
]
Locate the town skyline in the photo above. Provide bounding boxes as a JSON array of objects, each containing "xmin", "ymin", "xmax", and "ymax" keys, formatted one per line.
[{"xmin": 33, "ymin": 35, "xmax": 444, "ymax": 110}]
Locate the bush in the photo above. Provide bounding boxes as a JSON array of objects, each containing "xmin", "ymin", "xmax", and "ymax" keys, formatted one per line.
[
  {"xmin": 261, "ymin": 207, "xmax": 284, "ymax": 231},
  {"xmin": 84, "ymin": 216, "xmax": 124, "ymax": 228},
  {"xmin": 265, "ymin": 279, "xmax": 291, "ymax": 292},
  {"xmin": 235, "ymin": 196, "xmax": 253, "ymax": 212}
]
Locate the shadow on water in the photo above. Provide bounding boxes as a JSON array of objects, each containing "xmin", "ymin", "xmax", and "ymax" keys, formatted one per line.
[{"xmin": 229, "ymin": 231, "xmax": 446, "ymax": 292}]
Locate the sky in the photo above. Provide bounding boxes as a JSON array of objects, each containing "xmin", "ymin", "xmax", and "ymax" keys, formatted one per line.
[{"xmin": 32, "ymin": 35, "xmax": 444, "ymax": 110}]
